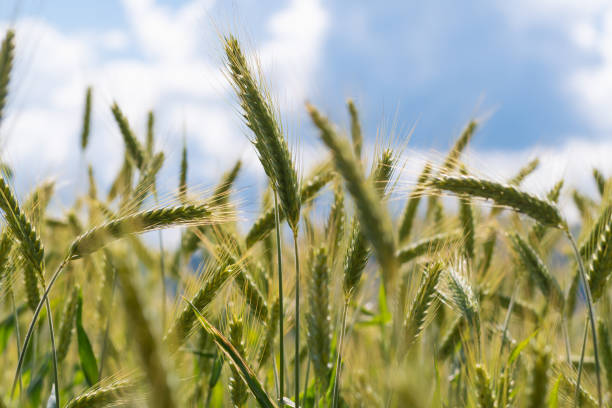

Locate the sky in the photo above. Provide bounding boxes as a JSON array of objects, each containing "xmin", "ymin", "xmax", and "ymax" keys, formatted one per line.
[{"xmin": 0, "ymin": 0, "xmax": 611, "ymax": 223}]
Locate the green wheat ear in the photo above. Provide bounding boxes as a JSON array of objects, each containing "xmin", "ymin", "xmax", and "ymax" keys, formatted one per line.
[
  {"xmin": 179, "ymin": 138, "xmax": 188, "ymax": 203},
  {"xmin": 403, "ymin": 262, "xmax": 443, "ymax": 347},
  {"xmin": 223, "ymin": 34, "xmax": 301, "ymax": 232},
  {"xmin": 307, "ymin": 103, "xmax": 397, "ymax": 293},
  {"xmin": 111, "ymin": 102, "xmax": 146, "ymax": 171},
  {"xmin": 0, "ymin": 29, "xmax": 15, "ymax": 125},
  {"xmin": 80, "ymin": 87, "xmax": 92, "ymax": 151},
  {"xmin": 430, "ymin": 174, "xmax": 566, "ymax": 229},
  {"xmin": 306, "ymin": 246, "xmax": 332, "ymax": 388},
  {"xmin": 508, "ymin": 232, "xmax": 564, "ymax": 311},
  {"xmin": 474, "ymin": 364, "xmax": 496, "ymax": 408},
  {"xmin": 229, "ymin": 317, "xmax": 249, "ymax": 407}
]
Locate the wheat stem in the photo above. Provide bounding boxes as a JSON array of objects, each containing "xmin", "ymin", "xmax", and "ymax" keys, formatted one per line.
[
  {"xmin": 332, "ymin": 300, "xmax": 348, "ymax": 408},
  {"xmin": 275, "ymin": 191, "xmax": 285, "ymax": 407},
  {"xmin": 293, "ymin": 231, "xmax": 301, "ymax": 408},
  {"xmin": 46, "ymin": 295, "xmax": 60, "ymax": 408},
  {"xmin": 568, "ymin": 232, "xmax": 602, "ymax": 407}
]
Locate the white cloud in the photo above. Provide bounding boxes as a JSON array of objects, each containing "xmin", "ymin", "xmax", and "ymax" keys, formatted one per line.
[
  {"xmin": 569, "ymin": 8, "xmax": 612, "ymax": 130},
  {"xmin": 497, "ymin": 1, "xmax": 612, "ymax": 132},
  {"xmin": 99, "ymin": 29, "xmax": 130, "ymax": 51},
  {"xmin": 259, "ymin": 0, "xmax": 329, "ymax": 109},
  {"xmin": 0, "ymin": 0, "xmax": 330, "ymax": 203}
]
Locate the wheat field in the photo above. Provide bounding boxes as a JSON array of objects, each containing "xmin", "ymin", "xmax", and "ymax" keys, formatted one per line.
[{"xmin": 0, "ymin": 27, "xmax": 611, "ymax": 408}]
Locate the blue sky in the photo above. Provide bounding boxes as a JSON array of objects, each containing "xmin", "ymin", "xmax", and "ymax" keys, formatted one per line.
[{"xmin": 0, "ymin": 0, "xmax": 611, "ymax": 221}]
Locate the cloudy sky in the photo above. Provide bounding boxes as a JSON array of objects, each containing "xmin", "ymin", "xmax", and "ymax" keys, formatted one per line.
[{"xmin": 0, "ymin": 0, "xmax": 611, "ymax": 222}]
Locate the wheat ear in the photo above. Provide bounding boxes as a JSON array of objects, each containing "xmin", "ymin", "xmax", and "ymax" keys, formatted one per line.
[
  {"xmin": 430, "ymin": 174, "xmax": 566, "ymax": 228},
  {"xmin": 474, "ymin": 364, "xmax": 496, "ymax": 408},
  {"xmin": 0, "ymin": 29, "xmax": 15, "ymax": 124},
  {"xmin": 80, "ymin": 86, "xmax": 92, "ymax": 151},
  {"xmin": 229, "ymin": 317, "xmax": 249, "ymax": 407},
  {"xmin": 224, "ymin": 35, "xmax": 300, "ymax": 232},
  {"xmin": 397, "ymin": 232, "xmax": 460, "ymax": 265},
  {"xmin": 307, "ymin": 103, "xmax": 397, "ymax": 293},
  {"xmin": 593, "ymin": 168, "xmax": 606, "ymax": 197},
  {"xmin": 69, "ymin": 204, "xmax": 217, "ymax": 259},
  {"xmin": 508, "ymin": 233, "xmax": 564, "ymax": 310},
  {"xmin": 403, "ymin": 262, "xmax": 443, "ymax": 347},
  {"xmin": 306, "ymin": 247, "xmax": 332, "ymax": 389},
  {"xmin": 179, "ymin": 138, "xmax": 188, "ymax": 203},
  {"xmin": 110, "ymin": 102, "xmax": 145, "ymax": 170},
  {"xmin": 347, "ymin": 99, "xmax": 362, "ymax": 159}
]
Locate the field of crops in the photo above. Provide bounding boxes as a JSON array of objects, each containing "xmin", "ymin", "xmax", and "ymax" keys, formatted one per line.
[{"xmin": 0, "ymin": 27, "xmax": 611, "ymax": 408}]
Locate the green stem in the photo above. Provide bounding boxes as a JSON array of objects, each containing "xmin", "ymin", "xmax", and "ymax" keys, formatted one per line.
[
  {"xmin": 158, "ymin": 230, "xmax": 167, "ymax": 331},
  {"xmin": 10, "ymin": 292, "xmax": 23, "ymax": 394},
  {"xmin": 274, "ymin": 191, "xmax": 285, "ymax": 407},
  {"xmin": 12, "ymin": 258, "xmax": 68, "ymax": 398},
  {"xmin": 332, "ymin": 300, "xmax": 349, "ymax": 408},
  {"xmin": 45, "ymin": 295, "xmax": 59, "ymax": 408},
  {"xmin": 303, "ymin": 354, "xmax": 310, "ymax": 403},
  {"xmin": 293, "ymin": 231, "xmax": 300, "ymax": 408},
  {"xmin": 575, "ymin": 320, "xmax": 589, "ymax": 407},
  {"xmin": 567, "ymin": 231, "xmax": 602, "ymax": 407},
  {"xmin": 98, "ymin": 266, "xmax": 117, "ymax": 378},
  {"xmin": 273, "ymin": 355, "xmax": 280, "ymax": 402}
]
